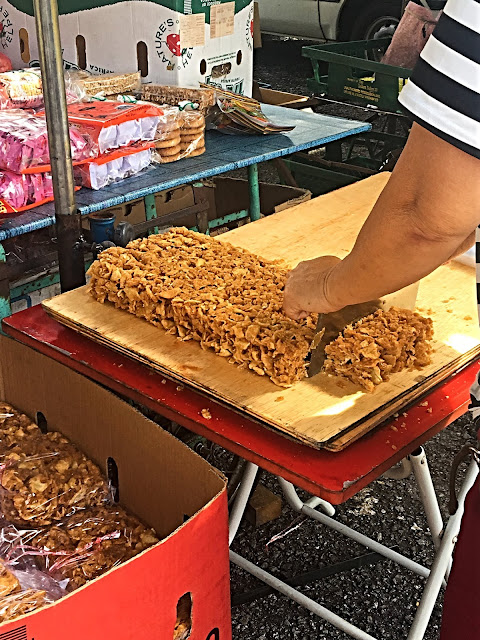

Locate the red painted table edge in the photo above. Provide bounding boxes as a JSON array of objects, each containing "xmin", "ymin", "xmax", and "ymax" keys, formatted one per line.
[{"xmin": 3, "ymin": 306, "xmax": 478, "ymax": 505}]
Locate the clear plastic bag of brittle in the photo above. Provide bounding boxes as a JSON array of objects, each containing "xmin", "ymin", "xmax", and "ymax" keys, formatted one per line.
[
  {"xmin": 3, "ymin": 505, "xmax": 158, "ymax": 591},
  {"xmin": 0, "ymin": 524, "xmax": 66, "ymax": 623},
  {"xmin": 0, "ymin": 588, "xmax": 53, "ymax": 623},
  {"xmin": 153, "ymin": 107, "xmax": 205, "ymax": 164},
  {"xmin": 0, "ymin": 431, "xmax": 112, "ymax": 527},
  {"xmin": 0, "ymin": 558, "xmax": 65, "ymax": 622},
  {"xmin": 0, "ymin": 403, "xmax": 41, "ymax": 453}
]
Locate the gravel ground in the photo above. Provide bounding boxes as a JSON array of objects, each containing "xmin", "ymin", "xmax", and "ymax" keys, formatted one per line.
[{"xmin": 225, "ymin": 37, "xmax": 478, "ymax": 640}]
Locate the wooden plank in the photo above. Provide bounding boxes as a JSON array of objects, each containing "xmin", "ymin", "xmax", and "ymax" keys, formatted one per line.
[{"xmin": 43, "ymin": 174, "xmax": 480, "ymax": 449}]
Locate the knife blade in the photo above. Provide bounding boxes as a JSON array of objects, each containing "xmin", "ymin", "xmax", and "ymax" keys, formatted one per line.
[{"xmin": 307, "ymin": 282, "xmax": 420, "ymax": 378}]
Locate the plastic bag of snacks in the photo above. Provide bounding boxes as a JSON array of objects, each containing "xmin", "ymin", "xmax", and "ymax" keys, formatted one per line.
[
  {"xmin": 0, "ymin": 171, "xmax": 55, "ymax": 213},
  {"xmin": 0, "ymin": 69, "xmax": 86, "ymax": 111},
  {"xmin": 178, "ymin": 110, "xmax": 205, "ymax": 158},
  {"xmin": 7, "ymin": 505, "xmax": 159, "ymax": 590},
  {"xmin": 0, "ymin": 431, "xmax": 111, "ymax": 527},
  {"xmin": 74, "ymin": 144, "xmax": 152, "ymax": 190},
  {"xmin": 0, "ymin": 588, "xmax": 51, "ymax": 622},
  {"xmin": 0, "ymin": 110, "xmax": 91, "ymax": 172},
  {"xmin": 71, "ymin": 71, "xmax": 142, "ymax": 99},
  {"xmin": 0, "ymin": 554, "xmax": 67, "ymax": 623},
  {"xmin": 142, "ymin": 84, "xmax": 215, "ymax": 115},
  {"xmin": 0, "ymin": 403, "xmax": 41, "ymax": 452},
  {"xmin": 0, "ymin": 70, "xmax": 43, "ymax": 110},
  {"xmin": 153, "ymin": 107, "xmax": 205, "ymax": 164},
  {"xmin": 62, "ymin": 101, "xmax": 162, "ymax": 156}
]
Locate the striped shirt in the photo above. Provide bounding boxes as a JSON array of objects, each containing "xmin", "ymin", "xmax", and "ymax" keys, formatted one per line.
[{"xmin": 398, "ymin": 0, "xmax": 480, "ymax": 414}]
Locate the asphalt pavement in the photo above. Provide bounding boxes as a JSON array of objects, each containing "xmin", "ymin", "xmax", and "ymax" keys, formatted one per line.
[{"xmin": 228, "ymin": 37, "xmax": 477, "ymax": 640}]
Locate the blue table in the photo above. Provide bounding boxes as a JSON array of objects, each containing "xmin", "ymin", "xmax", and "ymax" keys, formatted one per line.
[
  {"xmin": 0, "ymin": 105, "xmax": 370, "ymax": 240},
  {"xmin": 0, "ymin": 105, "xmax": 369, "ymax": 320}
]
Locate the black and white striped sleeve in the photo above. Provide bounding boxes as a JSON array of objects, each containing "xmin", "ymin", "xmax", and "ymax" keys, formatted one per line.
[{"xmin": 399, "ymin": 0, "xmax": 480, "ymax": 159}]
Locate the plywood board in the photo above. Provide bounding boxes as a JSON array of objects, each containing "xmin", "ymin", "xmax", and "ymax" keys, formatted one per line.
[{"xmin": 43, "ymin": 174, "xmax": 480, "ymax": 449}]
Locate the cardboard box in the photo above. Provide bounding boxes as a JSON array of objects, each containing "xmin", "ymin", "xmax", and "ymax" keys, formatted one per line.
[
  {"xmin": 194, "ymin": 176, "xmax": 311, "ymax": 221},
  {"xmin": 145, "ymin": 178, "xmax": 310, "ymax": 228},
  {"xmin": 252, "ymin": 83, "xmax": 319, "ymax": 110},
  {"xmin": 156, "ymin": 184, "xmax": 195, "ymax": 218},
  {"xmin": 0, "ymin": 337, "xmax": 231, "ymax": 640},
  {"xmin": 4, "ymin": 0, "xmax": 254, "ymax": 94}
]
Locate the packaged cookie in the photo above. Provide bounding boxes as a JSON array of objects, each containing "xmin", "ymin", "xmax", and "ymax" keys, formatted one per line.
[
  {"xmin": 26, "ymin": 505, "xmax": 159, "ymax": 590},
  {"xmin": 0, "ymin": 431, "xmax": 111, "ymax": 527},
  {"xmin": 75, "ymin": 145, "xmax": 152, "ymax": 190},
  {"xmin": 153, "ymin": 108, "xmax": 205, "ymax": 164},
  {"xmin": 179, "ymin": 110, "xmax": 205, "ymax": 159},
  {"xmin": 142, "ymin": 85, "xmax": 215, "ymax": 115},
  {"xmin": 154, "ymin": 106, "xmax": 181, "ymax": 141}
]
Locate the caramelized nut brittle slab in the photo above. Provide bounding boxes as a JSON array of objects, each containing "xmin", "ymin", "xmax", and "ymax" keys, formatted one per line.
[{"xmin": 87, "ymin": 228, "xmax": 317, "ymax": 386}]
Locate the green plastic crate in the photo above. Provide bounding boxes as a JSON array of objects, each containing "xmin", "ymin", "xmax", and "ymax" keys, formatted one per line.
[
  {"xmin": 283, "ymin": 158, "xmax": 362, "ymax": 197},
  {"xmin": 303, "ymin": 38, "xmax": 411, "ymax": 113}
]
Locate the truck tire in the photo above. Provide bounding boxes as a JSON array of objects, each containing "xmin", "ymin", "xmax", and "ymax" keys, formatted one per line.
[{"xmin": 342, "ymin": 0, "xmax": 402, "ymax": 41}]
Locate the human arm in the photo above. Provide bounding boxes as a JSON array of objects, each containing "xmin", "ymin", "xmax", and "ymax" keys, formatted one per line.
[
  {"xmin": 446, "ymin": 231, "xmax": 475, "ymax": 261},
  {"xmin": 283, "ymin": 123, "xmax": 480, "ymax": 320}
]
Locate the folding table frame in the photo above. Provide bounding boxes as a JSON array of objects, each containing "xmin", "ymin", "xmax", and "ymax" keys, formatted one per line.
[
  {"xmin": 229, "ymin": 455, "xmax": 478, "ymax": 640},
  {"xmin": 4, "ymin": 306, "xmax": 479, "ymax": 640}
]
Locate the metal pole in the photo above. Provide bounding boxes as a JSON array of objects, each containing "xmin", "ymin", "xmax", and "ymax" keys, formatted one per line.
[
  {"xmin": 409, "ymin": 448, "xmax": 444, "ymax": 551},
  {"xmin": 228, "ymin": 462, "xmax": 258, "ymax": 545},
  {"xmin": 248, "ymin": 164, "xmax": 261, "ymax": 221},
  {"xmin": 230, "ymin": 550, "xmax": 378, "ymax": 640},
  {"xmin": 33, "ymin": 0, "xmax": 86, "ymax": 291}
]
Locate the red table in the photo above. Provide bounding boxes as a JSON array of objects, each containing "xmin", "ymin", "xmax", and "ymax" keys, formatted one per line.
[
  {"xmin": 5, "ymin": 305, "xmax": 480, "ymax": 640},
  {"xmin": 4, "ymin": 305, "xmax": 478, "ymax": 504}
]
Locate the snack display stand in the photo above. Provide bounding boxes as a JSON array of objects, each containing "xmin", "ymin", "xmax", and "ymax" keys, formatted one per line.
[{"xmin": 5, "ymin": 175, "xmax": 480, "ymax": 640}]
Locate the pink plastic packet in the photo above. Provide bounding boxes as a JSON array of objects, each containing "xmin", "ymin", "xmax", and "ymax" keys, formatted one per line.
[
  {"xmin": 0, "ymin": 170, "xmax": 58, "ymax": 213},
  {"xmin": 0, "ymin": 110, "xmax": 92, "ymax": 173}
]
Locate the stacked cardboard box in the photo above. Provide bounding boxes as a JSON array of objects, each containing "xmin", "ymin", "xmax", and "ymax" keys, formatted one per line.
[{"xmin": 3, "ymin": 0, "xmax": 254, "ymax": 94}]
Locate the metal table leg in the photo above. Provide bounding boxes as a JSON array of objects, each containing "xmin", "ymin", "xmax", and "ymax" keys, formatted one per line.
[
  {"xmin": 248, "ymin": 164, "xmax": 261, "ymax": 221},
  {"xmin": 229, "ymin": 462, "xmax": 259, "ymax": 545},
  {"xmin": 409, "ymin": 448, "xmax": 444, "ymax": 551},
  {"xmin": 229, "ymin": 450, "xmax": 471, "ymax": 640},
  {"xmin": 407, "ymin": 460, "xmax": 479, "ymax": 640}
]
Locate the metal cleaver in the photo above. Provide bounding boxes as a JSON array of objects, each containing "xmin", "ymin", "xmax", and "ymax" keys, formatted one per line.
[{"xmin": 307, "ymin": 281, "xmax": 420, "ymax": 377}]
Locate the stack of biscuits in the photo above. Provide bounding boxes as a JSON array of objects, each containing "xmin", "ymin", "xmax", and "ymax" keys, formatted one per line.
[
  {"xmin": 179, "ymin": 110, "xmax": 205, "ymax": 158},
  {"xmin": 154, "ymin": 106, "xmax": 182, "ymax": 164},
  {"xmin": 154, "ymin": 107, "xmax": 206, "ymax": 164}
]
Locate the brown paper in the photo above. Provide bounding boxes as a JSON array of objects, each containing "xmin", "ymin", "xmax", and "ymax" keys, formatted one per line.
[
  {"xmin": 210, "ymin": 2, "xmax": 235, "ymax": 39},
  {"xmin": 179, "ymin": 13, "xmax": 206, "ymax": 48}
]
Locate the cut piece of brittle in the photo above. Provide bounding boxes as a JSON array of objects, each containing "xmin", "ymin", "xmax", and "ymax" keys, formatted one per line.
[{"xmin": 323, "ymin": 307, "xmax": 434, "ymax": 392}]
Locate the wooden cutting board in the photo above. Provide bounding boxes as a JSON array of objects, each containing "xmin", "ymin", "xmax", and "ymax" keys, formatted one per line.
[{"xmin": 43, "ymin": 174, "xmax": 480, "ymax": 450}]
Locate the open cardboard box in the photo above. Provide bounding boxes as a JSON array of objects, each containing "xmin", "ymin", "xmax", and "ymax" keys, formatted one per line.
[
  {"xmin": 0, "ymin": 337, "xmax": 231, "ymax": 640},
  {"xmin": 252, "ymin": 82, "xmax": 319, "ymax": 110},
  {"xmin": 84, "ymin": 179, "xmax": 310, "ymax": 234}
]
